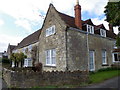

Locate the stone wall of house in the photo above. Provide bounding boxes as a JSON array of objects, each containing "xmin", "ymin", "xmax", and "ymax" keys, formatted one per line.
[
  {"xmin": 67, "ymin": 28, "xmax": 115, "ymax": 71},
  {"xmin": 67, "ymin": 28, "xmax": 88, "ymax": 71},
  {"xmin": 39, "ymin": 5, "xmax": 67, "ymax": 71},
  {"xmin": 88, "ymin": 34, "xmax": 115, "ymax": 70},
  {"xmin": 3, "ymin": 68, "xmax": 89, "ymax": 88}
]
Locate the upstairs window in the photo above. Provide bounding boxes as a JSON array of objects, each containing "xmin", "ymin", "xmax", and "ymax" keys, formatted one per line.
[
  {"xmin": 46, "ymin": 25, "xmax": 55, "ymax": 37},
  {"xmin": 100, "ymin": 29, "xmax": 106, "ymax": 37},
  {"xmin": 87, "ymin": 25, "xmax": 94, "ymax": 34}
]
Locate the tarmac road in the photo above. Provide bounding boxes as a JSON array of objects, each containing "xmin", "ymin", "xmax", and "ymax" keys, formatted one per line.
[{"xmin": 84, "ymin": 76, "xmax": 120, "ymax": 89}]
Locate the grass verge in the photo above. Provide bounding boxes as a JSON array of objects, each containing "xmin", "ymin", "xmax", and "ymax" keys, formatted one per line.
[{"xmin": 89, "ymin": 69, "xmax": 120, "ymax": 84}]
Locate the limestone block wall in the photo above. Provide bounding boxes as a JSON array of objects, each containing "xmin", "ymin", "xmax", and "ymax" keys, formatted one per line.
[{"xmin": 3, "ymin": 68, "xmax": 89, "ymax": 88}]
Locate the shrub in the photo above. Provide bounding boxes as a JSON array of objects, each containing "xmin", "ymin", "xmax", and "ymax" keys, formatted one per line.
[
  {"xmin": 97, "ymin": 67, "xmax": 120, "ymax": 72},
  {"xmin": 32, "ymin": 62, "xmax": 42, "ymax": 72},
  {"xmin": 2, "ymin": 58, "xmax": 10, "ymax": 64}
]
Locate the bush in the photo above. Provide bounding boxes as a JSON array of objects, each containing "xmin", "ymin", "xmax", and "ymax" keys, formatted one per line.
[
  {"xmin": 32, "ymin": 62, "xmax": 42, "ymax": 72},
  {"xmin": 97, "ymin": 67, "xmax": 120, "ymax": 72},
  {"xmin": 2, "ymin": 58, "xmax": 10, "ymax": 64},
  {"xmin": 0, "ymin": 58, "xmax": 2, "ymax": 63}
]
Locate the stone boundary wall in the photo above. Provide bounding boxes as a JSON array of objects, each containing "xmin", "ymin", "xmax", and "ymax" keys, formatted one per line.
[{"xmin": 3, "ymin": 68, "xmax": 89, "ymax": 88}]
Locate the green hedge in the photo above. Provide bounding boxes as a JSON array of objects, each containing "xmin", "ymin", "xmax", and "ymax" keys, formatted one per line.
[{"xmin": 2, "ymin": 58, "xmax": 10, "ymax": 64}]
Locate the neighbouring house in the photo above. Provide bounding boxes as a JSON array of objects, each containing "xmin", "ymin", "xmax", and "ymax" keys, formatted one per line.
[
  {"xmin": 0, "ymin": 51, "xmax": 8, "ymax": 60},
  {"xmin": 12, "ymin": 29, "xmax": 41, "ymax": 67},
  {"xmin": 8, "ymin": 1, "xmax": 117, "ymax": 71},
  {"xmin": 0, "ymin": 52, "xmax": 3, "ymax": 62},
  {"xmin": 7, "ymin": 44, "xmax": 16, "ymax": 59}
]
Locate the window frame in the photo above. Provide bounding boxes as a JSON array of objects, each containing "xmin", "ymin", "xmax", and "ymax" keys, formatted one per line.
[
  {"xmin": 24, "ymin": 58, "xmax": 32, "ymax": 67},
  {"xmin": 87, "ymin": 24, "xmax": 94, "ymax": 34},
  {"xmin": 46, "ymin": 25, "xmax": 55, "ymax": 37},
  {"xmin": 45, "ymin": 49, "xmax": 56, "ymax": 66},
  {"xmin": 102, "ymin": 50, "xmax": 107, "ymax": 65},
  {"xmin": 100, "ymin": 29, "xmax": 106, "ymax": 37},
  {"xmin": 112, "ymin": 53, "xmax": 120, "ymax": 62},
  {"xmin": 89, "ymin": 50, "xmax": 95, "ymax": 71}
]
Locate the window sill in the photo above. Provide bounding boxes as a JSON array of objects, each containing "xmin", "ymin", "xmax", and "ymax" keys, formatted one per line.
[
  {"xmin": 44, "ymin": 65, "xmax": 56, "ymax": 68},
  {"xmin": 102, "ymin": 64, "xmax": 109, "ymax": 66}
]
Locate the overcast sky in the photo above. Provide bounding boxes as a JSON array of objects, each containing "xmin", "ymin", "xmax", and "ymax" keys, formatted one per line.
[{"xmin": 0, "ymin": 0, "xmax": 119, "ymax": 52}]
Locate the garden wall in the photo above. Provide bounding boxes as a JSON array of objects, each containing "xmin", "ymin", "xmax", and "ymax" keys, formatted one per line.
[{"xmin": 3, "ymin": 68, "xmax": 88, "ymax": 88}]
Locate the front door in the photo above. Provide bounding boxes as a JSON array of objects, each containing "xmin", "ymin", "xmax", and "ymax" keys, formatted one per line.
[{"xmin": 89, "ymin": 51, "xmax": 95, "ymax": 71}]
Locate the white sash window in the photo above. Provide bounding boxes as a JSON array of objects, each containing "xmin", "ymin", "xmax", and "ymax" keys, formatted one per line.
[
  {"xmin": 46, "ymin": 25, "xmax": 55, "ymax": 37},
  {"xmin": 46, "ymin": 49, "xmax": 56, "ymax": 66}
]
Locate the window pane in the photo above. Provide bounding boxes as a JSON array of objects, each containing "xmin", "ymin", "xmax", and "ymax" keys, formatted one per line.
[
  {"xmin": 46, "ymin": 50, "xmax": 50, "ymax": 64},
  {"xmin": 46, "ymin": 29, "xmax": 48, "ymax": 37},
  {"xmin": 51, "ymin": 49, "xmax": 56, "ymax": 65},
  {"xmin": 52, "ymin": 25, "xmax": 55, "ymax": 34}
]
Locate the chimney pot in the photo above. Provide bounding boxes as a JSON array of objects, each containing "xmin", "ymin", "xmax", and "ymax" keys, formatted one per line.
[{"xmin": 74, "ymin": 0, "xmax": 82, "ymax": 29}]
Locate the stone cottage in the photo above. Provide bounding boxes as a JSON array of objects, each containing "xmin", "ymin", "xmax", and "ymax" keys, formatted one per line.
[
  {"xmin": 12, "ymin": 29, "xmax": 41, "ymax": 67},
  {"xmin": 38, "ymin": 1, "xmax": 116, "ymax": 71},
  {"xmin": 9, "ymin": 0, "xmax": 117, "ymax": 71},
  {"xmin": 7, "ymin": 44, "xmax": 16, "ymax": 59}
]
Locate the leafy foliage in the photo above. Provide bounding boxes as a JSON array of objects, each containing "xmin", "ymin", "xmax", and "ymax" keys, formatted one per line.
[
  {"xmin": 10, "ymin": 52, "xmax": 27, "ymax": 67},
  {"xmin": 104, "ymin": 2, "xmax": 120, "ymax": 27},
  {"xmin": 2, "ymin": 58, "xmax": 10, "ymax": 64}
]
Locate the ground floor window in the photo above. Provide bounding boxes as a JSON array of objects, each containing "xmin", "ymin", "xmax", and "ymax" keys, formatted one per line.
[
  {"xmin": 102, "ymin": 50, "xmax": 107, "ymax": 65},
  {"xmin": 46, "ymin": 49, "xmax": 56, "ymax": 66},
  {"xmin": 113, "ymin": 53, "xmax": 120, "ymax": 62},
  {"xmin": 89, "ymin": 51, "xmax": 95, "ymax": 71},
  {"xmin": 24, "ymin": 58, "xmax": 32, "ymax": 67}
]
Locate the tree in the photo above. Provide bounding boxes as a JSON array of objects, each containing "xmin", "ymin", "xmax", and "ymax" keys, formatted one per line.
[
  {"xmin": 10, "ymin": 53, "xmax": 17, "ymax": 67},
  {"xmin": 104, "ymin": 1, "xmax": 120, "ymax": 30},
  {"xmin": 10, "ymin": 53, "xmax": 27, "ymax": 67}
]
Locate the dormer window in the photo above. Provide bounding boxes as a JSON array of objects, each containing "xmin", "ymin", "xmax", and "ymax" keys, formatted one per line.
[
  {"xmin": 87, "ymin": 24, "xmax": 94, "ymax": 34},
  {"xmin": 100, "ymin": 29, "xmax": 106, "ymax": 37},
  {"xmin": 46, "ymin": 25, "xmax": 55, "ymax": 37}
]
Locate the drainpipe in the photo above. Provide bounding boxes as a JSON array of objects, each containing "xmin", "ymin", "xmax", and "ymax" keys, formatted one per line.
[
  {"xmin": 65, "ymin": 27, "xmax": 68, "ymax": 71},
  {"xmin": 87, "ymin": 31, "xmax": 89, "ymax": 71}
]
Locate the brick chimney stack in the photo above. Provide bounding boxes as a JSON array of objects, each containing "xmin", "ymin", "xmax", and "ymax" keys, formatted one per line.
[
  {"xmin": 74, "ymin": 0, "xmax": 82, "ymax": 30},
  {"xmin": 109, "ymin": 23, "xmax": 114, "ymax": 32}
]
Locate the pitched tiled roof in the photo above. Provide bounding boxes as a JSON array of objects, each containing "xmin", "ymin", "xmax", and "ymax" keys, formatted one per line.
[
  {"xmin": 14, "ymin": 29, "xmax": 41, "ymax": 49},
  {"xmin": 57, "ymin": 10, "xmax": 116, "ymax": 39},
  {"xmin": 58, "ymin": 12, "xmax": 77, "ymax": 28},
  {"xmin": 95, "ymin": 24, "xmax": 106, "ymax": 30}
]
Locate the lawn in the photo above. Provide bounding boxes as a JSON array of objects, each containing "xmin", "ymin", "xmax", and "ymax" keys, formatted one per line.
[{"xmin": 89, "ymin": 69, "xmax": 120, "ymax": 84}]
